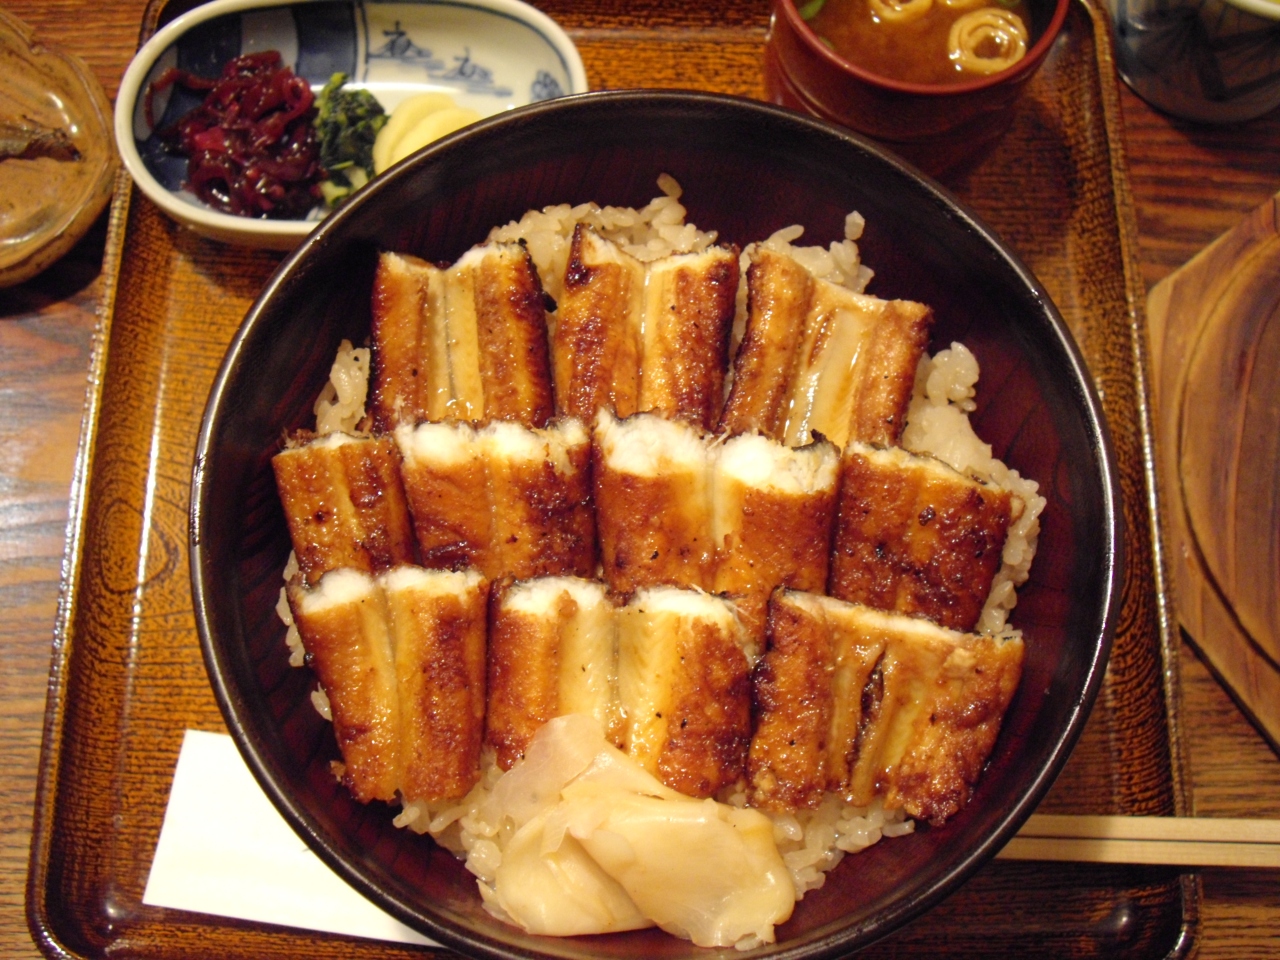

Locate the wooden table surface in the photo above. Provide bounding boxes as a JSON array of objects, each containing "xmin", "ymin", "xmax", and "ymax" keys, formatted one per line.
[{"xmin": 1, "ymin": 1, "xmax": 1277, "ymax": 957}]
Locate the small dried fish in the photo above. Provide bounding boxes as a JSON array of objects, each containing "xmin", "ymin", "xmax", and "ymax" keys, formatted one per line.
[{"xmin": 0, "ymin": 118, "xmax": 80, "ymax": 162}]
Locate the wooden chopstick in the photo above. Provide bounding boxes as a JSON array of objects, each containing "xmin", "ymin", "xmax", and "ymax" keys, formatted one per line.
[{"xmin": 997, "ymin": 814, "xmax": 1280, "ymax": 868}]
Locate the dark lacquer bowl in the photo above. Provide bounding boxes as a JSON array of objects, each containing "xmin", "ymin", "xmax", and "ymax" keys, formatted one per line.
[
  {"xmin": 764, "ymin": 0, "xmax": 1071, "ymax": 177},
  {"xmin": 191, "ymin": 90, "xmax": 1120, "ymax": 960}
]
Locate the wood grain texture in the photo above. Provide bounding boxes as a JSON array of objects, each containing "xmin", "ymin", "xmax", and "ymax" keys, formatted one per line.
[
  {"xmin": 0, "ymin": 183, "xmax": 114, "ymax": 960},
  {"xmin": 21, "ymin": 0, "xmax": 1185, "ymax": 949},
  {"xmin": 0, "ymin": 1, "xmax": 1275, "ymax": 959},
  {"xmin": 1119, "ymin": 99, "xmax": 1280, "ymax": 960},
  {"xmin": 1147, "ymin": 192, "xmax": 1280, "ymax": 748}
]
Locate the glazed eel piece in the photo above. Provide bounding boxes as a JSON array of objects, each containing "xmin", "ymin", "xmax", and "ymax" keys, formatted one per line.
[
  {"xmin": 287, "ymin": 566, "xmax": 489, "ymax": 806},
  {"xmin": 748, "ymin": 589, "xmax": 1023, "ymax": 825},
  {"xmin": 553, "ymin": 225, "xmax": 738, "ymax": 430},
  {"xmin": 368, "ymin": 244, "xmax": 555, "ymax": 430},
  {"xmin": 720, "ymin": 246, "xmax": 933, "ymax": 449}
]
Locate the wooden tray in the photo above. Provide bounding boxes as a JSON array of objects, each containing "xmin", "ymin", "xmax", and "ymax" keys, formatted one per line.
[{"xmin": 27, "ymin": 0, "xmax": 1196, "ymax": 957}]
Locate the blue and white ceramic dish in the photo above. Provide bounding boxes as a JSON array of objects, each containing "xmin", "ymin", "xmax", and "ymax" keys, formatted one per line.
[{"xmin": 114, "ymin": 0, "xmax": 587, "ymax": 248}]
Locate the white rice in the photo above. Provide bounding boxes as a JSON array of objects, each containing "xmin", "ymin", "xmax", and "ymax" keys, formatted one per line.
[
  {"xmin": 487, "ymin": 174, "xmax": 715, "ymax": 305},
  {"xmin": 278, "ymin": 551, "xmax": 304, "ymax": 666},
  {"xmin": 488, "ymin": 175, "xmax": 873, "ymax": 348},
  {"xmin": 749, "ymin": 210, "xmax": 874, "ymax": 294},
  {"xmin": 780, "ymin": 798, "xmax": 913, "ymax": 896},
  {"xmin": 313, "ymin": 338, "xmax": 370, "ymax": 435},
  {"xmin": 310, "ymin": 686, "xmax": 332, "ymax": 721},
  {"xmin": 719, "ymin": 785, "xmax": 913, "ymax": 898},
  {"xmin": 393, "ymin": 749, "xmax": 506, "ymax": 856}
]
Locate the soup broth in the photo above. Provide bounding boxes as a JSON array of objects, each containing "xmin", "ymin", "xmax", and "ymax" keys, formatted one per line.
[{"xmin": 806, "ymin": 0, "xmax": 1033, "ymax": 86}]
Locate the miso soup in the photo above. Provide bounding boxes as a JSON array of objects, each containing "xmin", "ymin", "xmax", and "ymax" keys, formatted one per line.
[{"xmin": 804, "ymin": 0, "xmax": 1033, "ymax": 86}]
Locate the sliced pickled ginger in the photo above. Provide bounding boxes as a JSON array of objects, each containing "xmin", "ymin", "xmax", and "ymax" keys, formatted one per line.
[{"xmin": 464, "ymin": 713, "xmax": 795, "ymax": 947}]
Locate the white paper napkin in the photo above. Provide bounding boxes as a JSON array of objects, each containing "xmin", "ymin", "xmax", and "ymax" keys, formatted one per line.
[{"xmin": 143, "ymin": 728, "xmax": 438, "ymax": 946}]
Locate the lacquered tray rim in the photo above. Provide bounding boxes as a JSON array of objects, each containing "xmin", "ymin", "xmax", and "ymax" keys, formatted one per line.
[
  {"xmin": 25, "ymin": 165, "xmax": 136, "ymax": 960},
  {"xmin": 1086, "ymin": 0, "xmax": 1200, "ymax": 949},
  {"xmin": 24, "ymin": 0, "xmax": 1198, "ymax": 956}
]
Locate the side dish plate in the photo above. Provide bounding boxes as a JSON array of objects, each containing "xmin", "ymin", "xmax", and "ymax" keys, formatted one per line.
[
  {"xmin": 113, "ymin": 0, "xmax": 586, "ymax": 248},
  {"xmin": 0, "ymin": 8, "xmax": 118, "ymax": 286}
]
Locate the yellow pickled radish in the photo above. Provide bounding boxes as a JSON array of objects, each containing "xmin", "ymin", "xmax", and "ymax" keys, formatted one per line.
[
  {"xmin": 372, "ymin": 92, "xmax": 460, "ymax": 173},
  {"xmin": 387, "ymin": 107, "xmax": 483, "ymax": 167}
]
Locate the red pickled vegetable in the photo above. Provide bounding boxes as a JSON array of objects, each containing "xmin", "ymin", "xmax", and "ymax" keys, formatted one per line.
[{"xmin": 148, "ymin": 50, "xmax": 323, "ymax": 219}]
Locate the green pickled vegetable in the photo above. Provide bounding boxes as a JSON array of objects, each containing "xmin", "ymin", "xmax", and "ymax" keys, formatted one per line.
[{"xmin": 314, "ymin": 73, "xmax": 387, "ymax": 206}]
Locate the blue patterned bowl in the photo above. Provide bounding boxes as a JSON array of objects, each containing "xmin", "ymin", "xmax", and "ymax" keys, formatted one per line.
[{"xmin": 114, "ymin": 0, "xmax": 586, "ymax": 248}]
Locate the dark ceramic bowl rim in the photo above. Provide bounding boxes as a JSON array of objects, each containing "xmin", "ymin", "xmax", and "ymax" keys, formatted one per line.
[
  {"xmin": 775, "ymin": 0, "xmax": 1072, "ymax": 96},
  {"xmin": 191, "ymin": 89, "xmax": 1122, "ymax": 960}
]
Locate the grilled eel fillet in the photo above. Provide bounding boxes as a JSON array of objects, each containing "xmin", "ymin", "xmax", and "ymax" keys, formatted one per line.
[
  {"xmin": 383, "ymin": 567, "xmax": 489, "ymax": 805},
  {"xmin": 637, "ymin": 245, "xmax": 739, "ymax": 428},
  {"xmin": 368, "ymin": 252, "xmax": 450, "ymax": 428},
  {"xmin": 486, "ymin": 576, "xmax": 621, "ymax": 769},
  {"xmin": 719, "ymin": 247, "xmax": 933, "ymax": 449},
  {"xmin": 595, "ymin": 411, "xmax": 842, "ymax": 625},
  {"xmin": 593, "ymin": 410, "xmax": 716, "ymax": 594},
  {"xmin": 287, "ymin": 569, "xmax": 399, "ymax": 803},
  {"xmin": 829, "ymin": 442, "xmax": 1020, "ymax": 632},
  {"xmin": 554, "ymin": 225, "xmax": 739, "ymax": 429},
  {"xmin": 553, "ymin": 226, "xmax": 644, "ymax": 422},
  {"xmin": 369, "ymin": 245, "xmax": 554, "ymax": 430},
  {"xmin": 748, "ymin": 590, "xmax": 1023, "ymax": 824},
  {"xmin": 618, "ymin": 586, "xmax": 754, "ymax": 798},
  {"xmin": 287, "ymin": 566, "xmax": 489, "ymax": 805},
  {"xmin": 485, "ymin": 575, "xmax": 754, "ymax": 799},
  {"xmin": 394, "ymin": 417, "xmax": 595, "ymax": 580},
  {"xmin": 273, "ymin": 432, "xmax": 416, "ymax": 586},
  {"xmin": 711, "ymin": 432, "xmax": 840, "ymax": 640}
]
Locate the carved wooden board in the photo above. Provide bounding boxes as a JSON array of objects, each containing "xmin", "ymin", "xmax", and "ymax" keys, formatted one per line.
[{"xmin": 1148, "ymin": 192, "xmax": 1280, "ymax": 751}]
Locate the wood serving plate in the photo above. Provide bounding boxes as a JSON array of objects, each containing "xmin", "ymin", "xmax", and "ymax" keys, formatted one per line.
[{"xmin": 1148, "ymin": 191, "xmax": 1280, "ymax": 752}]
